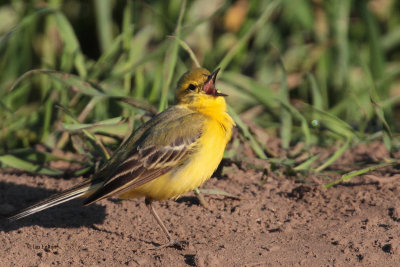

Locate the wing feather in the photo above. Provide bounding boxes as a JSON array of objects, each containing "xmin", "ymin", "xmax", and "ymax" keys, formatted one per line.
[{"xmin": 83, "ymin": 110, "xmax": 204, "ymax": 205}]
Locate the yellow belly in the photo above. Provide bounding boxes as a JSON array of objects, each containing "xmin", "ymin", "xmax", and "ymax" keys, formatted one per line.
[{"xmin": 118, "ymin": 118, "xmax": 230, "ymax": 200}]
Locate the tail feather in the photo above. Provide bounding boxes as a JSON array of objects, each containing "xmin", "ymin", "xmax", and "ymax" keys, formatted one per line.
[{"xmin": 6, "ymin": 180, "xmax": 100, "ymax": 222}]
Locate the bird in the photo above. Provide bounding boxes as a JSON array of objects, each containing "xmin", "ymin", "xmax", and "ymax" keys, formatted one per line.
[{"xmin": 5, "ymin": 67, "xmax": 235, "ymax": 247}]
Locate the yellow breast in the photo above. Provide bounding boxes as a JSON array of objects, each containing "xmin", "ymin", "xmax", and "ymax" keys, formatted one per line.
[{"xmin": 119, "ymin": 96, "xmax": 234, "ymax": 200}]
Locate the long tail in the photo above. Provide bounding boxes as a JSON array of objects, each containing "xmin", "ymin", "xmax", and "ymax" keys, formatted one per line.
[{"xmin": 6, "ymin": 180, "xmax": 101, "ymax": 222}]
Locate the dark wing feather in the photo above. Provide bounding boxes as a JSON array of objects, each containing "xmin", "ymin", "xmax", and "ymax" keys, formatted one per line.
[
  {"xmin": 83, "ymin": 110, "xmax": 204, "ymax": 205},
  {"xmin": 89, "ymin": 106, "xmax": 195, "ymax": 182}
]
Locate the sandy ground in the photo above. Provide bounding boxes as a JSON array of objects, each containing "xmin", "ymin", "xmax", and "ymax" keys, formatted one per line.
[{"xmin": 1, "ymin": 141, "xmax": 400, "ymax": 266}]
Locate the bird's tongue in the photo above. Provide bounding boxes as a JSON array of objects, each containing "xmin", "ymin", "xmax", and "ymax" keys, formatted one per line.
[
  {"xmin": 202, "ymin": 68, "xmax": 227, "ymax": 97},
  {"xmin": 203, "ymin": 79, "xmax": 216, "ymax": 95}
]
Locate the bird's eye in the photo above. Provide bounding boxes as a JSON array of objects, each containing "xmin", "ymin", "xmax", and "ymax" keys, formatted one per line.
[{"xmin": 187, "ymin": 84, "xmax": 196, "ymax": 91}]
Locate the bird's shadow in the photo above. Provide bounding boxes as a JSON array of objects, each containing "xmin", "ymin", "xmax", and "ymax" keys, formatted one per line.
[
  {"xmin": 0, "ymin": 181, "xmax": 106, "ymax": 232},
  {"xmin": 175, "ymin": 196, "xmax": 200, "ymax": 206}
]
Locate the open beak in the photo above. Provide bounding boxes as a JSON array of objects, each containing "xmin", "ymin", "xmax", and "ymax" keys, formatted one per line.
[{"xmin": 203, "ymin": 68, "xmax": 228, "ymax": 97}]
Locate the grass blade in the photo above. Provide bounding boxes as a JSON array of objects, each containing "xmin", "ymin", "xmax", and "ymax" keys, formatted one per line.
[
  {"xmin": 324, "ymin": 160, "xmax": 397, "ymax": 189},
  {"xmin": 0, "ymin": 154, "xmax": 64, "ymax": 176},
  {"xmin": 159, "ymin": 0, "xmax": 186, "ymax": 111},
  {"xmin": 293, "ymin": 154, "xmax": 320, "ymax": 171},
  {"xmin": 62, "ymin": 117, "xmax": 124, "ymax": 131},
  {"xmin": 94, "ymin": 0, "xmax": 114, "ymax": 53},
  {"xmin": 227, "ymin": 105, "xmax": 267, "ymax": 159},
  {"xmin": 279, "ymin": 59, "xmax": 292, "ymax": 149},
  {"xmin": 315, "ymin": 139, "xmax": 350, "ymax": 173}
]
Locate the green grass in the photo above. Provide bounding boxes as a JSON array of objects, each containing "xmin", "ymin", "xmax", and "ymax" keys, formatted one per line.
[{"xmin": 1, "ymin": 0, "xmax": 400, "ymax": 185}]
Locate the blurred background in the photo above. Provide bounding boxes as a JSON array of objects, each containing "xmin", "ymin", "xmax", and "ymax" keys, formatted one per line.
[{"xmin": 0, "ymin": 0, "xmax": 399, "ymax": 176}]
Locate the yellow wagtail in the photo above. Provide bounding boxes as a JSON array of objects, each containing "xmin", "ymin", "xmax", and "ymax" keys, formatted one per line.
[{"xmin": 6, "ymin": 68, "xmax": 235, "ymax": 247}]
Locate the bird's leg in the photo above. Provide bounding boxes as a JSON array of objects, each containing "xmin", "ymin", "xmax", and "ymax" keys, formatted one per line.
[
  {"xmin": 145, "ymin": 198, "xmax": 181, "ymax": 249},
  {"xmin": 194, "ymin": 188, "xmax": 208, "ymax": 209}
]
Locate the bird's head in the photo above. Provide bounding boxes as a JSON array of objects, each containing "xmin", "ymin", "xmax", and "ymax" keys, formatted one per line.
[{"xmin": 175, "ymin": 68, "xmax": 227, "ymax": 104}]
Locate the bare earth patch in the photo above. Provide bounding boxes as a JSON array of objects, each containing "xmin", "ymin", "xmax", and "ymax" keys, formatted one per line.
[{"xmin": 1, "ymin": 142, "xmax": 400, "ymax": 266}]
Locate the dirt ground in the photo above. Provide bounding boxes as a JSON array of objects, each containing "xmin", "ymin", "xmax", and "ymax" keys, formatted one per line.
[{"xmin": 1, "ymin": 141, "xmax": 400, "ymax": 266}]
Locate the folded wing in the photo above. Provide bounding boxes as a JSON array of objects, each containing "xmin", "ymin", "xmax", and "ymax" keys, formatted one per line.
[{"xmin": 83, "ymin": 110, "xmax": 205, "ymax": 205}]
